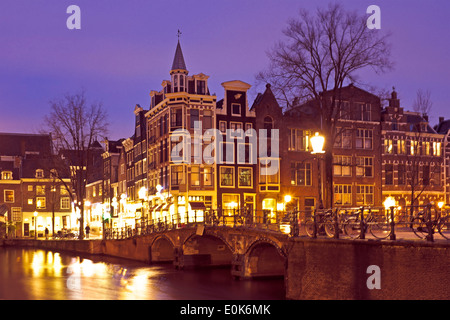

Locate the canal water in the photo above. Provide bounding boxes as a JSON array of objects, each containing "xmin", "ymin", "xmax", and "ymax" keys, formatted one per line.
[{"xmin": 0, "ymin": 247, "xmax": 285, "ymax": 300}]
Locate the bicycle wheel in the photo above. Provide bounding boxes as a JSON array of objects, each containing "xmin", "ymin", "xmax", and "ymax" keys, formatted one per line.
[
  {"xmin": 438, "ymin": 217, "xmax": 450, "ymax": 240},
  {"xmin": 369, "ymin": 219, "xmax": 391, "ymax": 239},
  {"xmin": 304, "ymin": 219, "xmax": 316, "ymax": 237},
  {"xmin": 411, "ymin": 217, "xmax": 427, "ymax": 239},
  {"xmin": 324, "ymin": 218, "xmax": 337, "ymax": 238},
  {"xmin": 343, "ymin": 217, "xmax": 361, "ymax": 239}
]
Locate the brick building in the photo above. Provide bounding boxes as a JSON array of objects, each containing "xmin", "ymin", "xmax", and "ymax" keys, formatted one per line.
[
  {"xmin": 381, "ymin": 90, "xmax": 445, "ymax": 208},
  {"xmin": 0, "ymin": 133, "xmax": 72, "ymax": 237}
]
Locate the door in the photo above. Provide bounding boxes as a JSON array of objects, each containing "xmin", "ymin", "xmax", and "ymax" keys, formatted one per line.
[{"xmin": 24, "ymin": 223, "xmax": 30, "ymax": 237}]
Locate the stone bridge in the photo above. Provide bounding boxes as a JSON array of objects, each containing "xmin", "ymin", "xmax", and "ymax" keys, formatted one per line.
[{"xmin": 102, "ymin": 225, "xmax": 289, "ymax": 279}]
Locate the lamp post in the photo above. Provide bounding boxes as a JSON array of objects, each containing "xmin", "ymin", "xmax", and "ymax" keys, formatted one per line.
[
  {"xmin": 33, "ymin": 211, "xmax": 38, "ymax": 240},
  {"xmin": 138, "ymin": 186, "xmax": 148, "ymax": 232},
  {"xmin": 310, "ymin": 132, "xmax": 325, "ymax": 209},
  {"xmin": 383, "ymin": 197, "xmax": 397, "ymax": 240}
]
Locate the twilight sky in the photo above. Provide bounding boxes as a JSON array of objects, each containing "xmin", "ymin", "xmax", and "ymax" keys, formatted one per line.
[{"xmin": 1, "ymin": 0, "xmax": 449, "ymax": 140}]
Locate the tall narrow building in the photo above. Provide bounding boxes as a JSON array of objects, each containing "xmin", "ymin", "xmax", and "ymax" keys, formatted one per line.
[{"xmin": 145, "ymin": 40, "xmax": 217, "ymax": 224}]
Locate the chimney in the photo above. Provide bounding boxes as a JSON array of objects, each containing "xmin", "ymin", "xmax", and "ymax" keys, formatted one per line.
[
  {"xmin": 423, "ymin": 113, "xmax": 428, "ymax": 122},
  {"xmin": 439, "ymin": 116, "xmax": 444, "ymax": 123}
]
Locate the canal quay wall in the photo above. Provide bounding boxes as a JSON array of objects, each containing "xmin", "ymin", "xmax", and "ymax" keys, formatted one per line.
[
  {"xmin": 2, "ymin": 237, "xmax": 450, "ymax": 300},
  {"xmin": 286, "ymin": 238, "xmax": 450, "ymax": 300}
]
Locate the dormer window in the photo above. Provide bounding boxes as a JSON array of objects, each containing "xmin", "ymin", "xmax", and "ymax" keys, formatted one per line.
[
  {"xmin": 1, "ymin": 171, "xmax": 12, "ymax": 180},
  {"xmin": 197, "ymin": 80, "xmax": 206, "ymax": 95},
  {"xmin": 35, "ymin": 169, "xmax": 44, "ymax": 178}
]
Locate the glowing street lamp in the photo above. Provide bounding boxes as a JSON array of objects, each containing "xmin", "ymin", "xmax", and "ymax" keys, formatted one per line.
[
  {"xmin": 310, "ymin": 132, "xmax": 325, "ymax": 209},
  {"xmin": 438, "ymin": 201, "xmax": 444, "ymax": 209},
  {"xmin": 310, "ymin": 132, "xmax": 325, "ymax": 154},
  {"xmin": 383, "ymin": 196, "xmax": 396, "ymax": 210}
]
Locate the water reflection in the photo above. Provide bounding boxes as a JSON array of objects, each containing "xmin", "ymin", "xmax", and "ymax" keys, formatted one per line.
[{"xmin": 0, "ymin": 248, "xmax": 285, "ymax": 300}]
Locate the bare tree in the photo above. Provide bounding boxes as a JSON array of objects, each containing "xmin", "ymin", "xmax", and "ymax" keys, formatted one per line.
[
  {"xmin": 43, "ymin": 91, "xmax": 108, "ymax": 239},
  {"xmin": 257, "ymin": 3, "xmax": 393, "ymax": 207},
  {"xmin": 413, "ymin": 89, "xmax": 433, "ymax": 115}
]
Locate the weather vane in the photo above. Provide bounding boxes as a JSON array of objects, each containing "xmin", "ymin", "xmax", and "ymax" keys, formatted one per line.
[{"xmin": 177, "ymin": 29, "xmax": 182, "ymax": 40}]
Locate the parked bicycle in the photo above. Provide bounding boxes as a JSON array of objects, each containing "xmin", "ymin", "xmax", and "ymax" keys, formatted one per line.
[
  {"xmin": 304, "ymin": 209, "xmax": 337, "ymax": 238},
  {"xmin": 343, "ymin": 207, "xmax": 391, "ymax": 239},
  {"xmin": 410, "ymin": 206, "xmax": 449, "ymax": 240}
]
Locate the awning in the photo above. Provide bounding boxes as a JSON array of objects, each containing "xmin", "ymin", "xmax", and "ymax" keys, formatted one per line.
[
  {"xmin": 189, "ymin": 202, "xmax": 206, "ymax": 210},
  {"xmin": 0, "ymin": 204, "xmax": 7, "ymax": 219}
]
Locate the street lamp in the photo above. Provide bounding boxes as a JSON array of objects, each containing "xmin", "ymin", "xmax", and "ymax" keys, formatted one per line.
[
  {"xmin": 284, "ymin": 195, "xmax": 292, "ymax": 203},
  {"xmin": 310, "ymin": 132, "xmax": 325, "ymax": 209},
  {"xmin": 139, "ymin": 187, "xmax": 148, "ymax": 227},
  {"xmin": 33, "ymin": 211, "xmax": 38, "ymax": 240},
  {"xmin": 310, "ymin": 132, "xmax": 325, "ymax": 154}
]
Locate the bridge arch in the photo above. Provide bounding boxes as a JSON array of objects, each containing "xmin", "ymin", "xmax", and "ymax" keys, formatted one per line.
[
  {"xmin": 181, "ymin": 232, "xmax": 234, "ymax": 267},
  {"xmin": 150, "ymin": 235, "xmax": 175, "ymax": 263},
  {"xmin": 244, "ymin": 239, "xmax": 286, "ymax": 278}
]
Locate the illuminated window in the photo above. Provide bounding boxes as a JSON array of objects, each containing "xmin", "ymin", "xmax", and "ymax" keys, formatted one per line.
[
  {"xmin": 35, "ymin": 169, "xmax": 44, "ymax": 178},
  {"xmin": 220, "ymin": 167, "xmax": 234, "ymax": 187},
  {"xmin": 11, "ymin": 207, "xmax": 21, "ymax": 222},
  {"xmin": 397, "ymin": 139, "xmax": 406, "ymax": 154},
  {"xmin": 288, "ymin": 129, "xmax": 311, "ymax": 151},
  {"xmin": 238, "ymin": 167, "xmax": 252, "ymax": 187},
  {"xmin": 433, "ymin": 141, "xmax": 441, "ymax": 156},
  {"xmin": 203, "ymin": 167, "xmax": 213, "ymax": 186},
  {"xmin": 334, "ymin": 185, "xmax": 352, "ymax": 206},
  {"xmin": 356, "ymin": 185, "xmax": 374, "ymax": 205},
  {"xmin": 36, "ymin": 197, "xmax": 46, "ymax": 209},
  {"xmin": 36, "ymin": 186, "xmax": 45, "ymax": 195},
  {"xmin": 190, "ymin": 166, "xmax": 200, "ymax": 186},
  {"xmin": 4, "ymin": 190, "xmax": 14, "ymax": 203},
  {"xmin": 1, "ymin": 171, "xmax": 12, "ymax": 180},
  {"xmin": 334, "ymin": 156, "xmax": 352, "ymax": 177},
  {"xmin": 384, "ymin": 138, "xmax": 393, "ymax": 154}
]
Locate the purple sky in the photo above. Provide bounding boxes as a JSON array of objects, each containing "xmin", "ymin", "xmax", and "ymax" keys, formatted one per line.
[{"xmin": 1, "ymin": 0, "xmax": 450, "ymax": 140}]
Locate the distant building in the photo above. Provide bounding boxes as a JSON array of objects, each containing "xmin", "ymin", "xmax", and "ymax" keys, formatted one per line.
[
  {"xmin": 434, "ymin": 117, "xmax": 450, "ymax": 204},
  {"xmin": 381, "ymin": 89, "xmax": 445, "ymax": 208},
  {"xmin": 0, "ymin": 133, "xmax": 72, "ymax": 237}
]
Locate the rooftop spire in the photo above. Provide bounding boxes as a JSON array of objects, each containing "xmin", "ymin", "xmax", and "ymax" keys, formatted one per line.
[{"xmin": 171, "ymin": 31, "xmax": 187, "ymax": 72}]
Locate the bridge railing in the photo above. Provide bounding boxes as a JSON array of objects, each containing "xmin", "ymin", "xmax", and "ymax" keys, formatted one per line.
[{"xmin": 103, "ymin": 205, "xmax": 450, "ymax": 242}]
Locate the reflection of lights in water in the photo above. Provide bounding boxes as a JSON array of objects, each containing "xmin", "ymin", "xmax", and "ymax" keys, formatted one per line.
[
  {"xmin": 31, "ymin": 251, "xmax": 44, "ymax": 276},
  {"xmin": 52, "ymin": 252, "xmax": 63, "ymax": 276}
]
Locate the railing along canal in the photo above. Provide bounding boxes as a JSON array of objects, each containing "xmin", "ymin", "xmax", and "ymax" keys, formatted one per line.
[{"xmin": 103, "ymin": 204, "xmax": 450, "ymax": 242}]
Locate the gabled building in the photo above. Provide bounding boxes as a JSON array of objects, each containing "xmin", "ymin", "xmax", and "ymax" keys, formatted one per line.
[
  {"xmin": 145, "ymin": 40, "xmax": 217, "ymax": 224},
  {"xmin": 216, "ymin": 80, "xmax": 256, "ymax": 218},
  {"xmin": 381, "ymin": 90, "xmax": 445, "ymax": 208}
]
